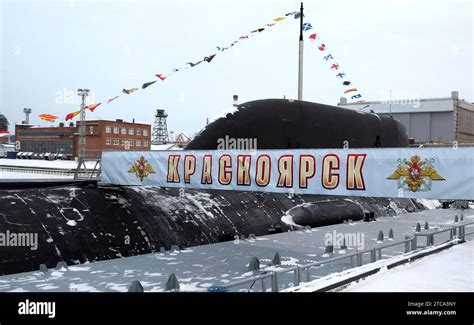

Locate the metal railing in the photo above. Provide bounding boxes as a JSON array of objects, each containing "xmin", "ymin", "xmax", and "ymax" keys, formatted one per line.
[
  {"xmin": 74, "ymin": 158, "xmax": 101, "ymax": 180},
  {"xmin": 0, "ymin": 160, "xmax": 101, "ymax": 179},
  {"xmin": 0, "ymin": 165, "xmax": 75, "ymax": 177},
  {"xmin": 221, "ymin": 221, "xmax": 474, "ymax": 292}
]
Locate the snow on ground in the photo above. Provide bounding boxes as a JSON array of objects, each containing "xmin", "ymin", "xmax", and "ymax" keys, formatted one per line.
[
  {"xmin": 344, "ymin": 239, "xmax": 474, "ymax": 292},
  {"xmin": 0, "ymin": 158, "xmax": 96, "ymax": 169},
  {"xmin": 0, "ymin": 171, "xmax": 72, "ymax": 179},
  {"xmin": 0, "ymin": 157, "xmax": 96, "ymax": 179},
  {"xmin": 283, "ymin": 238, "xmax": 472, "ymax": 292},
  {"xmin": 0, "ymin": 208, "xmax": 471, "ymax": 292}
]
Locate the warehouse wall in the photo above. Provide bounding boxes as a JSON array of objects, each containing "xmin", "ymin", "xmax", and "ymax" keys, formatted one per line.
[
  {"xmin": 380, "ymin": 112, "xmax": 454, "ymax": 143},
  {"xmin": 455, "ymin": 102, "xmax": 474, "ymax": 143}
]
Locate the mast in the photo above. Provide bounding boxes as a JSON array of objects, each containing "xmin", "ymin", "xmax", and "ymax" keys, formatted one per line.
[{"xmin": 297, "ymin": 2, "xmax": 304, "ymax": 101}]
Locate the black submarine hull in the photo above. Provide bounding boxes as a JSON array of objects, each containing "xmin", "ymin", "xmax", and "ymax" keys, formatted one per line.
[
  {"xmin": 0, "ymin": 99, "xmax": 413, "ymax": 276},
  {"xmin": 186, "ymin": 99, "xmax": 409, "ymax": 149}
]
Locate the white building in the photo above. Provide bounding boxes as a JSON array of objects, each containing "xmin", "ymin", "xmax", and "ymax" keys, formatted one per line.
[{"xmin": 338, "ymin": 91, "xmax": 474, "ymax": 144}]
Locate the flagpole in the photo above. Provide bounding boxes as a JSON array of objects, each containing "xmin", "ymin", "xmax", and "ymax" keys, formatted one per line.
[{"xmin": 297, "ymin": 2, "xmax": 304, "ymax": 101}]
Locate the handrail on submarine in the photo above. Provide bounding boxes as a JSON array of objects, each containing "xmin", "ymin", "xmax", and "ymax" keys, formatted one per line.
[{"xmin": 74, "ymin": 157, "xmax": 101, "ymax": 181}]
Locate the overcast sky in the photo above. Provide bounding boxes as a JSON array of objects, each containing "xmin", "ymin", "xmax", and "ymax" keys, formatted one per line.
[{"xmin": 0, "ymin": 0, "xmax": 472, "ymax": 136}]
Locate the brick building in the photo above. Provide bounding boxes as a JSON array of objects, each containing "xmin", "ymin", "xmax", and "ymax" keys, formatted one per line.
[
  {"xmin": 16, "ymin": 124, "xmax": 75, "ymax": 155},
  {"xmin": 15, "ymin": 119, "xmax": 151, "ymax": 159}
]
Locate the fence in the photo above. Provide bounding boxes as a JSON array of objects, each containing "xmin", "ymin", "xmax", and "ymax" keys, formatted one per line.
[
  {"xmin": 38, "ymin": 217, "xmax": 473, "ymax": 293},
  {"xmin": 74, "ymin": 158, "xmax": 101, "ymax": 180},
  {"xmin": 0, "ymin": 158, "xmax": 101, "ymax": 180},
  {"xmin": 221, "ymin": 221, "xmax": 474, "ymax": 292},
  {"xmin": 0, "ymin": 166, "xmax": 75, "ymax": 177}
]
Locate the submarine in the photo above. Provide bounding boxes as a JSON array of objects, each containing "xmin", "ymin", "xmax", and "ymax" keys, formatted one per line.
[
  {"xmin": 186, "ymin": 99, "xmax": 409, "ymax": 149},
  {"xmin": 0, "ymin": 99, "xmax": 421, "ymax": 275}
]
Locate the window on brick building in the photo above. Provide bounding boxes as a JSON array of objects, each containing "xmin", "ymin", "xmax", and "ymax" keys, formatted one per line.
[
  {"xmin": 143, "ymin": 140, "xmax": 148, "ymax": 147},
  {"xmin": 136, "ymin": 129, "xmax": 141, "ymax": 136},
  {"xmin": 143, "ymin": 130, "xmax": 149, "ymax": 137},
  {"xmin": 105, "ymin": 138, "xmax": 111, "ymax": 145},
  {"xmin": 121, "ymin": 128, "xmax": 127, "ymax": 134},
  {"xmin": 136, "ymin": 140, "xmax": 141, "ymax": 147},
  {"xmin": 128, "ymin": 129, "xmax": 134, "ymax": 135},
  {"xmin": 113, "ymin": 139, "xmax": 119, "ymax": 145},
  {"xmin": 113, "ymin": 127, "xmax": 119, "ymax": 134},
  {"xmin": 106, "ymin": 126, "xmax": 111, "ymax": 133}
]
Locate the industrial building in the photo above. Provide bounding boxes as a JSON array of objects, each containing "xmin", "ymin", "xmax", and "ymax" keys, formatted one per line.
[
  {"xmin": 15, "ymin": 119, "xmax": 151, "ymax": 159},
  {"xmin": 338, "ymin": 91, "xmax": 474, "ymax": 144}
]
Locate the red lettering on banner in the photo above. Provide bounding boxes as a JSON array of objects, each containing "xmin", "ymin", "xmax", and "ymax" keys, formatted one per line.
[
  {"xmin": 201, "ymin": 155, "xmax": 213, "ymax": 184},
  {"xmin": 299, "ymin": 155, "xmax": 316, "ymax": 188},
  {"xmin": 255, "ymin": 155, "xmax": 271, "ymax": 187},
  {"xmin": 164, "ymin": 152, "xmax": 368, "ymax": 192},
  {"xmin": 218, "ymin": 154, "xmax": 232, "ymax": 185},
  {"xmin": 277, "ymin": 155, "xmax": 293, "ymax": 188},
  {"xmin": 237, "ymin": 155, "xmax": 251, "ymax": 186},
  {"xmin": 167, "ymin": 155, "xmax": 180, "ymax": 183},
  {"xmin": 322, "ymin": 154, "xmax": 340, "ymax": 189},
  {"xmin": 346, "ymin": 154, "xmax": 366, "ymax": 190},
  {"xmin": 183, "ymin": 155, "xmax": 196, "ymax": 183}
]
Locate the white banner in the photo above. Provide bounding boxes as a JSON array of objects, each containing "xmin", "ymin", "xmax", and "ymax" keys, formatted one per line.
[{"xmin": 101, "ymin": 147, "xmax": 474, "ymax": 200}]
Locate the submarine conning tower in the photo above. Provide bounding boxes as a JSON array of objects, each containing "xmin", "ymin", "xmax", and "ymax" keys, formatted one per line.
[{"xmin": 186, "ymin": 99, "xmax": 409, "ymax": 150}]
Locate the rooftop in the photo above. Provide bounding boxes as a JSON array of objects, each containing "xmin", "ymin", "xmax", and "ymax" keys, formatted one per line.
[{"xmin": 338, "ymin": 91, "xmax": 474, "ymax": 114}]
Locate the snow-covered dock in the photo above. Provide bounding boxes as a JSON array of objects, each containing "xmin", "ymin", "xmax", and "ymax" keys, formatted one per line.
[
  {"xmin": 344, "ymin": 239, "xmax": 473, "ymax": 292},
  {"xmin": 0, "ymin": 208, "xmax": 471, "ymax": 292}
]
